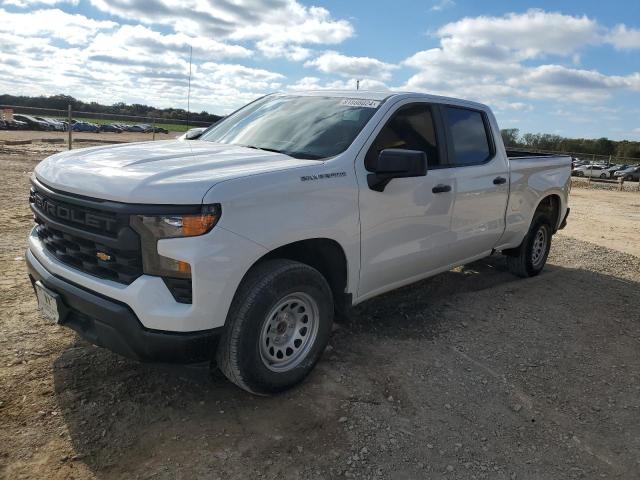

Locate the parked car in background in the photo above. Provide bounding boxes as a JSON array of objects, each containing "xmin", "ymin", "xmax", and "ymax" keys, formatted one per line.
[
  {"xmin": 72, "ymin": 122, "xmax": 100, "ymax": 132},
  {"xmin": 571, "ymin": 157, "xmax": 585, "ymax": 168},
  {"xmin": 125, "ymin": 125, "xmax": 146, "ymax": 132},
  {"xmin": 99, "ymin": 124, "xmax": 123, "ymax": 133},
  {"xmin": 1, "ymin": 119, "xmax": 28, "ymax": 130},
  {"xmin": 613, "ymin": 165, "xmax": 640, "ymax": 181},
  {"xmin": 604, "ymin": 165, "xmax": 628, "ymax": 178},
  {"xmin": 36, "ymin": 117, "xmax": 66, "ymax": 131},
  {"xmin": 573, "ymin": 165, "xmax": 609, "ymax": 178},
  {"xmin": 13, "ymin": 114, "xmax": 52, "ymax": 131}
]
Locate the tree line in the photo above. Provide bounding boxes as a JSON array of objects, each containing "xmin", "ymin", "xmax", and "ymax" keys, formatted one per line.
[
  {"xmin": 0, "ymin": 94, "xmax": 222, "ymax": 124},
  {"xmin": 501, "ymin": 129, "xmax": 640, "ymax": 160}
]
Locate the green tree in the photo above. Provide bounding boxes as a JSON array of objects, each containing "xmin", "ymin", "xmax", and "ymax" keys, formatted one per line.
[{"xmin": 500, "ymin": 128, "xmax": 520, "ymax": 147}]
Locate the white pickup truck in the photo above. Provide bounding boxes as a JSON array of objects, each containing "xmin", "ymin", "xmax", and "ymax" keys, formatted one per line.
[{"xmin": 26, "ymin": 91, "xmax": 570, "ymax": 394}]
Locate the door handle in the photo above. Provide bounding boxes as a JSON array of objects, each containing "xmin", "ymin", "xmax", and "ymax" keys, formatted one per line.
[
  {"xmin": 432, "ymin": 184, "xmax": 452, "ymax": 193},
  {"xmin": 493, "ymin": 176, "xmax": 507, "ymax": 185}
]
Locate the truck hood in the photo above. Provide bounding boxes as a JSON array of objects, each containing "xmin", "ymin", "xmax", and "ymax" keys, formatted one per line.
[{"xmin": 34, "ymin": 140, "xmax": 315, "ymax": 204}]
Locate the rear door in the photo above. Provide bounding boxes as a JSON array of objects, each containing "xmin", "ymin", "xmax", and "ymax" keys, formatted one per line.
[
  {"xmin": 439, "ymin": 105, "xmax": 510, "ymax": 262},
  {"xmin": 356, "ymin": 100, "xmax": 456, "ymax": 299}
]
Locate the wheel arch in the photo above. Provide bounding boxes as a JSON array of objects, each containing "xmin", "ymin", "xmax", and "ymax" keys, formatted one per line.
[
  {"xmin": 243, "ymin": 238, "xmax": 351, "ymax": 317},
  {"xmin": 501, "ymin": 192, "xmax": 563, "ymax": 256},
  {"xmin": 533, "ymin": 193, "xmax": 562, "ymax": 232}
]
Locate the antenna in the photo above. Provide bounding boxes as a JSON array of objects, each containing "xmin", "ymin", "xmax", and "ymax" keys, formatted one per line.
[{"xmin": 186, "ymin": 45, "xmax": 193, "ymax": 128}]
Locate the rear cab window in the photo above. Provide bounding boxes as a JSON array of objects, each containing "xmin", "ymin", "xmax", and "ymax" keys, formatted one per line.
[{"xmin": 443, "ymin": 106, "xmax": 494, "ymax": 166}]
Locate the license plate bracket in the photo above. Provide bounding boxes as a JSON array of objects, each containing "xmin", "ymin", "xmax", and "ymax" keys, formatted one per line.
[{"xmin": 35, "ymin": 281, "xmax": 62, "ymax": 324}]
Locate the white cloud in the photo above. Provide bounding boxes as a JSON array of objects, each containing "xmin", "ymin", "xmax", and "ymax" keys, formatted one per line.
[
  {"xmin": 288, "ymin": 76, "xmax": 389, "ymax": 92},
  {"xmin": 90, "ymin": 24, "xmax": 252, "ymax": 63},
  {"xmin": 607, "ymin": 24, "xmax": 640, "ymax": 49},
  {"xmin": 89, "ymin": 0, "xmax": 354, "ymax": 60},
  {"xmin": 431, "ymin": 0, "xmax": 455, "ymax": 12},
  {"xmin": 0, "ymin": 7, "xmax": 283, "ymax": 115},
  {"xmin": 402, "ymin": 9, "xmax": 640, "ymax": 107},
  {"xmin": 3, "ymin": 0, "xmax": 78, "ymax": 6},
  {"xmin": 257, "ymin": 42, "xmax": 311, "ymax": 61},
  {"xmin": 524, "ymin": 65, "xmax": 629, "ymax": 90},
  {"xmin": 198, "ymin": 62, "xmax": 284, "ymax": 90},
  {"xmin": 0, "ymin": 8, "xmax": 116, "ymax": 45},
  {"xmin": 437, "ymin": 9, "xmax": 601, "ymax": 59},
  {"xmin": 305, "ymin": 51, "xmax": 397, "ymax": 81}
]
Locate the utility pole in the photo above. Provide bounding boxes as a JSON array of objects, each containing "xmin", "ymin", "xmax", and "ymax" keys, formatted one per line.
[
  {"xmin": 186, "ymin": 45, "xmax": 193, "ymax": 128},
  {"xmin": 67, "ymin": 104, "xmax": 72, "ymax": 150},
  {"xmin": 356, "ymin": 79, "xmax": 360, "ymax": 90}
]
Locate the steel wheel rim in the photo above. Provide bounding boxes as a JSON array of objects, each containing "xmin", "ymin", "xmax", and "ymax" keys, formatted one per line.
[
  {"xmin": 259, "ymin": 292, "xmax": 320, "ymax": 372},
  {"xmin": 531, "ymin": 226, "xmax": 548, "ymax": 268}
]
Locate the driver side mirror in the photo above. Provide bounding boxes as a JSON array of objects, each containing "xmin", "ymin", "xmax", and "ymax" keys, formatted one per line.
[{"xmin": 367, "ymin": 149, "xmax": 427, "ymax": 192}]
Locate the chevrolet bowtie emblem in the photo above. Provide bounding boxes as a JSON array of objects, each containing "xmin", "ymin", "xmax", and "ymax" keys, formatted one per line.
[{"xmin": 96, "ymin": 252, "xmax": 111, "ymax": 261}]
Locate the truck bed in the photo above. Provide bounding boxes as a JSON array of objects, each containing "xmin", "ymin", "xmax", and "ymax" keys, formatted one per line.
[{"xmin": 506, "ymin": 149, "xmax": 569, "ymax": 159}]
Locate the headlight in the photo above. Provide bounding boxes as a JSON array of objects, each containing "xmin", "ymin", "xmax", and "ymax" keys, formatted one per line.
[{"xmin": 131, "ymin": 204, "xmax": 220, "ymax": 278}]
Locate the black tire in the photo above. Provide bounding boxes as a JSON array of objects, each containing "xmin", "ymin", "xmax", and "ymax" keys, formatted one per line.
[
  {"xmin": 504, "ymin": 214, "xmax": 553, "ymax": 278},
  {"xmin": 216, "ymin": 259, "xmax": 334, "ymax": 395},
  {"xmin": 600, "ymin": 173, "xmax": 607, "ymax": 178},
  {"xmin": 577, "ymin": 171, "xmax": 584, "ymax": 177}
]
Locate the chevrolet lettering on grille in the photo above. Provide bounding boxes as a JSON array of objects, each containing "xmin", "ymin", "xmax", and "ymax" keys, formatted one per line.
[{"xmin": 31, "ymin": 191, "xmax": 116, "ymax": 232}]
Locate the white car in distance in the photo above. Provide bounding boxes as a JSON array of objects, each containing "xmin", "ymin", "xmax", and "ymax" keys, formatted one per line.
[{"xmin": 573, "ymin": 164, "xmax": 609, "ymax": 178}]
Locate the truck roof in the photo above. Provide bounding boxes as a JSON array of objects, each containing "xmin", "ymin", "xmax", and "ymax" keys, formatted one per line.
[{"xmin": 282, "ymin": 90, "xmax": 490, "ymax": 111}]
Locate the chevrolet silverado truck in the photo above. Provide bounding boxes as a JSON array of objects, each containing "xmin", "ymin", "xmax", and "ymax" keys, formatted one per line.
[{"xmin": 26, "ymin": 91, "xmax": 570, "ymax": 394}]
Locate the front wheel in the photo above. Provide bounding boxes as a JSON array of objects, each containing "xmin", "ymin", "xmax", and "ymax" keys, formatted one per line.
[
  {"xmin": 216, "ymin": 259, "xmax": 333, "ymax": 395},
  {"xmin": 504, "ymin": 214, "xmax": 553, "ymax": 278},
  {"xmin": 600, "ymin": 173, "xmax": 607, "ymax": 178}
]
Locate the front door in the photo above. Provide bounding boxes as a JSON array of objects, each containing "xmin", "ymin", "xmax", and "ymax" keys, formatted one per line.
[{"xmin": 356, "ymin": 101, "xmax": 456, "ymax": 300}]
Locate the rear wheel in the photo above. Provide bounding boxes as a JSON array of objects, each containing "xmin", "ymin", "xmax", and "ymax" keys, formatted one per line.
[
  {"xmin": 216, "ymin": 259, "xmax": 333, "ymax": 395},
  {"xmin": 504, "ymin": 214, "xmax": 553, "ymax": 278}
]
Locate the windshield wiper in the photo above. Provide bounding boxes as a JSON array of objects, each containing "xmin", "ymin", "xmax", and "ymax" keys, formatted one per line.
[
  {"xmin": 238, "ymin": 144, "xmax": 286, "ymax": 154},
  {"xmin": 236, "ymin": 144, "xmax": 323, "ymax": 160}
]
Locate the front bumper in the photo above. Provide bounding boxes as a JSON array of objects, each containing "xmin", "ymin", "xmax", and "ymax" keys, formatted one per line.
[
  {"xmin": 26, "ymin": 250, "xmax": 220, "ymax": 363},
  {"xmin": 27, "ymin": 224, "xmax": 267, "ymax": 332}
]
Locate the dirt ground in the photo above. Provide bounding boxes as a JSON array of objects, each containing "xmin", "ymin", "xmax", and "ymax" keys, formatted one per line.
[
  {"xmin": 1, "ymin": 142, "xmax": 639, "ymax": 480},
  {"xmin": 559, "ymin": 186, "xmax": 640, "ymax": 257}
]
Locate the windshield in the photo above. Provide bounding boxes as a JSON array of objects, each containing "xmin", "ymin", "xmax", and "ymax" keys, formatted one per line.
[{"xmin": 200, "ymin": 95, "xmax": 382, "ymax": 159}]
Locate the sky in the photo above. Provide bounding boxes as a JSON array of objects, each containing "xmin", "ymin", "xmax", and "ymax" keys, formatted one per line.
[{"xmin": 1, "ymin": 0, "xmax": 639, "ymax": 140}]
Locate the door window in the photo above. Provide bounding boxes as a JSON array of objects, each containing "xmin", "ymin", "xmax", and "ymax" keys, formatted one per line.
[
  {"xmin": 443, "ymin": 106, "xmax": 492, "ymax": 166},
  {"xmin": 365, "ymin": 104, "xmax": 440, "ymax": 170}
]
